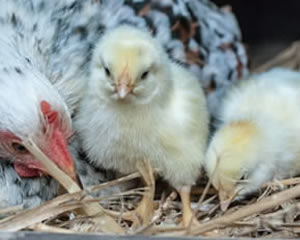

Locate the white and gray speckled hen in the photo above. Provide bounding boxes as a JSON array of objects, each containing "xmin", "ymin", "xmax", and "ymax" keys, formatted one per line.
[
  {"xmin": 0, "ymin": 0, "xmax": 80, "ymax": 208},
  {"xmin": 0, "ymin": 0, "xmax": 247, "ymax": 209}
]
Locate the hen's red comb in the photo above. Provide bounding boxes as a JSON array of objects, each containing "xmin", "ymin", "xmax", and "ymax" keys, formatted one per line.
[{"xmin": 40, "ymin": 101, "xmax": 58, "ymax": 127}]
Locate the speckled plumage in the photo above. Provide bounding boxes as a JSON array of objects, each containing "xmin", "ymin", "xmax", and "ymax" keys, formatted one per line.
[
  {"xmin": 16, "ymin": 0, "xmax": 247, "ymax": 117},
  {"xmin": 0, "ymin": 0, "xmax": 247, "ymax": 208},
  {"xmin": 0, "ymin": 0, "xmax": 70, "ymax": 208},
  {"xmin": 0, "ymin": 162, "xmax": 59, "ymax": 208}
]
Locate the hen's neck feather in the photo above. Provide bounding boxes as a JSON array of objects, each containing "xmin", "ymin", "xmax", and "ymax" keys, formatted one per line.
[{"xmin": 0, "ymin": 2, "xmax": 69, "ymax": 139}]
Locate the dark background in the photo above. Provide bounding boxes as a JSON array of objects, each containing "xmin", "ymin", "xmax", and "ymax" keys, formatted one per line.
[{"xmin": 211, "ymin": 0, "xmax": 300, "ymax": 68}]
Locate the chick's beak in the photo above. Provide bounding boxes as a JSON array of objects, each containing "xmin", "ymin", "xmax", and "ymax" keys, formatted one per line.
[{"xmin": 116, "ymin": 67, "xmax": 133, "ymax": 99}]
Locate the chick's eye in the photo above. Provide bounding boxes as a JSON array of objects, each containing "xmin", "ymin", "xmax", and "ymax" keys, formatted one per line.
[
  {"xmin": 141, "ymin": 71, "xmax": 149, "ymax": 80},
  {"xmin": 104, "ymin": 67, "xmax": 111, "ymax": 77},
  {"xmin": 11, "ymin": 142, "xmax": 29, "ymax": 154}
]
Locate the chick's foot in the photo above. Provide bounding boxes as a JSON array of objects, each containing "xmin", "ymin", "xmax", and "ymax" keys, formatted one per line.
[
  {"xmin": 129, "ymin": 160, "xmax": 155, "ymax": 228},
  {"xmin": 178, "ymin": 186, "xmax": 200, "ymax": 228}
]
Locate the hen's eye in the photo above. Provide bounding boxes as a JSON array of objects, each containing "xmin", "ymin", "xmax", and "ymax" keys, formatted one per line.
[
  {"xmin": 104, "ymin": 67, "xmax": 111, "ymax": 77},
  {"xmin": 12, "ymin": 142, "xmax": 29, "ymax": 154},
  {"xmin": 141, "ymin": 71, "xmax": 149, "ymax": 80}
]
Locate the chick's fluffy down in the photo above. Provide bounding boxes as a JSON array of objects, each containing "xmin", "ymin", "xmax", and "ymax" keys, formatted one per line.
[
  {"xmin": 205, "ymin": 68, "xmax": 300, "ymax": 201},
  {"xmin": 75, "ymin": 26, "xmax": 209, "ymax": 188}
]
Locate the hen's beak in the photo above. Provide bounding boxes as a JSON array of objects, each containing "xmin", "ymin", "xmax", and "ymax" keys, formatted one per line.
[{"xmin": 116, "ymin": 67, "xmax": 133, "ymax": 99}]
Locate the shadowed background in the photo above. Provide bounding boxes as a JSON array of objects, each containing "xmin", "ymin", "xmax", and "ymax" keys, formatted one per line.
[{"xmin": 212, "ymin": 0, "xmax": 300, "ymax": 68}]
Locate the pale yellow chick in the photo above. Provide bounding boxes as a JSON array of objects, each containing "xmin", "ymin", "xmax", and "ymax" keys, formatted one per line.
[
  {"xmin": 205, "ymin": 68, "xmax": 300, "ymax": 210},
  {"xmin": 75, "ymin": 25, "xmax": 209, "ymax": 226}
]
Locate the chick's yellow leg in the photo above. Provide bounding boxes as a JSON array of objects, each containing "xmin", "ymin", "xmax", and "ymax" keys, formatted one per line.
[
  {"xmin": 103, "ymin": 161, "xmax": 155, "ymax": 226},
  {"xmin": 178, "ymin": 185, "xmax": 199, "ymax": 227},
  {"xmin": 132, "ymin": 160, "xmax": 155, "ymax": 227}
]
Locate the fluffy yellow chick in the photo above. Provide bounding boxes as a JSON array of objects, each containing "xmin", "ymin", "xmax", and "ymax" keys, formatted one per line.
[
  {"xmin": 205, "ymin": 68, "xmax": 300, "ymax": 210},
  {"xmin": 75, "ymin": 25, "xmax": 209, "ymax": 226}
]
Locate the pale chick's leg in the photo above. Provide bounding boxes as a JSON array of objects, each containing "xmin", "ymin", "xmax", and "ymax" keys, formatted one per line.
[
  {"xmin": 178, "ymin": 185, "xmax": 199, "ymax": 227},
  {"xmin": 103, "ymin": 160, "xmax": 155, "ymax": 227},
  {"xmin": 132, "ymin": 160, "xmax": 156, "ymax": 227}
]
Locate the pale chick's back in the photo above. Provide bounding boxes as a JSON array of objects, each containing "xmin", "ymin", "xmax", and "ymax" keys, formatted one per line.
[
  {"xmin": 75, "ymin": 25, "xmax": 209, "ymax": 189},
  {"xmin": 205, "ymin": 68, "xmax": 300, "ymax": 207}
]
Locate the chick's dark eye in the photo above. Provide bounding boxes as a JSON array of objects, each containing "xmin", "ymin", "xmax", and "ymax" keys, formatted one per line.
[
  {"xmin": 12, "ymin": 142, "xmax": 29, "ymax": 154},
  {"xmin": 104, "ymin": 67, "xmax": 111, "ymax": 77},
  {"xmin": 141, "ymin": 71, "xmax": 149, "ymax": 80}
]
